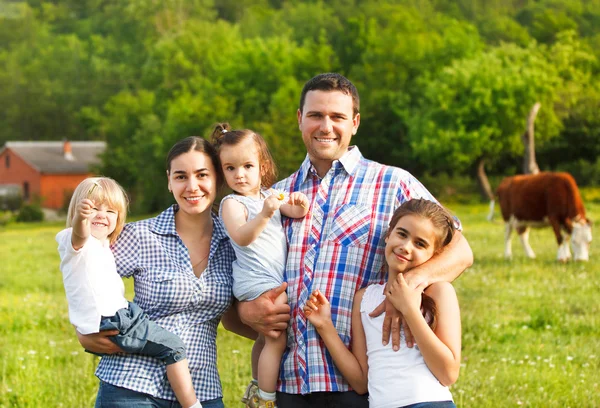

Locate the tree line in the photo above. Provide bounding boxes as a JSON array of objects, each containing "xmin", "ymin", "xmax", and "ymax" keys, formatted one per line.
[{"xmin": 1, "ymin": 0, "xmax": 599, "ymax": 212}]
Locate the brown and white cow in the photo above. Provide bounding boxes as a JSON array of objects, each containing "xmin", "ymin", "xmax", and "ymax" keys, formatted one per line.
[{"xmin": 491, "ymin": 172, "xmax": 592, "ymax": 262}]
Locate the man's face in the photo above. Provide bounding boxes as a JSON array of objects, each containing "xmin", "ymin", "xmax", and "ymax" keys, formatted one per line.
[{"xmin": 297, "ymin": 90, "xmax": 360, "ymax": 177}]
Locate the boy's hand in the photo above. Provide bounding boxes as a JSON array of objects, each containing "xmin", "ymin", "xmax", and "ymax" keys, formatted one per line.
[
  {"xmin": 303, "ymin": 290, "xmax": 332, "ymax": 330},
  {"xmin": 76, "ymin": 199, "xmax": 96, "ymax": 221}
]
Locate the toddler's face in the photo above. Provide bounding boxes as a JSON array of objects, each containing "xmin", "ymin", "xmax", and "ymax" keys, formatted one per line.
[{"xmin": 90, "ymin": 203, "xmax": 118, "ymax": 242}]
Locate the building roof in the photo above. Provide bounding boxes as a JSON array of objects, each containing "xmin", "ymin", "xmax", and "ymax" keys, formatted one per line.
[{"xmin": 2, "ymin": 141, "xmax": 106, "ymax": 174}]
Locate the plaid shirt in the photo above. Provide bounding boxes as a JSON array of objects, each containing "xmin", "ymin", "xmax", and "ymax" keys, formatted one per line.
[
  {"xmin": 95, "ymin": 205, "xmax": 235, "ymax": 401},
  {"xmin": 275, "ymin": 147, "xmax": 438, "ymax": 394}
]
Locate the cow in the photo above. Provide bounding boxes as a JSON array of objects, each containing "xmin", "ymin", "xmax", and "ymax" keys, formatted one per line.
[{"xmin": 491, "ymin": 172, "xmax": 592, "ymax": 262}]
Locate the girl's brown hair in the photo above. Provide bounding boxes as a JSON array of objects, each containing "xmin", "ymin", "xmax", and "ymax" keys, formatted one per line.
[
  {"xmin": 66, "ymin": 177, "xmax": 129, "ymax": 245},
  {"xmin": 210, "ymin": 122, "xmax": 277, "ymax": 189},
  {"xmin": 386, "ymin": 198, "xmax": 457, "ymax": 330}
]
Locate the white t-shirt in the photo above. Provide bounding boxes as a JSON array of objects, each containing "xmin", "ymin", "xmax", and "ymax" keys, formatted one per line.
[
  {"xmin": 361, "ymin": 284, "xmax": 453, "ymax": 408},
  {"xmin": 56, "ymin": 228, "xmax": 129, "ymax": 334}
]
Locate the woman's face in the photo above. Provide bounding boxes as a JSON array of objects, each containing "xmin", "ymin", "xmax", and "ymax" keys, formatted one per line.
[{"xmin": 167, "ymin": 150, "xmax": 217, "ymax": 217}]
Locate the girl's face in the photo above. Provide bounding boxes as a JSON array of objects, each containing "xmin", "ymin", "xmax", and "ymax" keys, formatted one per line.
[
  {"xmin": 385, "ymin": 214, "xmax": 437, "ymax": 273},
  {"xmin": 219, "ymin": 137, "xmax": 262, "ymax": 198},
  {"xmin": 90, "ymin": 203, "xmax": 118, "ymax": 242},
  {"xmin": 167, "ymin": 150, "xmax": 217, "ymax": 216}
]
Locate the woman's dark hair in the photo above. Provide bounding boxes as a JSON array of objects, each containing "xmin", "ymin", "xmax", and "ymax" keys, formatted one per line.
[
  {"xmin": 210, "ymin": 122, "xmax": 277, "ymax": 188},
  {"xmin": 386, "ymin": 199, "xmax": 457, "ymax": 330},
  {"xmin": 166, "ymin": 136, "xmax": 223, "ymax": 188}
]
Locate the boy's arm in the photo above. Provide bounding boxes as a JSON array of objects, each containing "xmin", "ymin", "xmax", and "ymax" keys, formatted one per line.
[
  {"xmin": 221, "ymin": 198, "xmax": 272, "ymax": 247},
  {"xmin": 71, "ymin": 199, "xmax": 95, "ymax": 250},
  {"xmin": 305, "ymin": 290, "xmax": 369, "ymax": 394}
]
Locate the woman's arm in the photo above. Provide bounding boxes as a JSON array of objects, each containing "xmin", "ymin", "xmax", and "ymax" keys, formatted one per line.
[
  {"xmin": 387, "ymin": 277, "xmax": 461, "ymax": 386},
  {"xmin": 75, "ymin": 328, "xmax": 122, "ymax": 354},
  {"xmin": 304, "ymin": 290, "xmax": 369, "ymax": 394},
  {"xmin": 221, "ymin": 197, "xmax": 274, "ymax": 247}
]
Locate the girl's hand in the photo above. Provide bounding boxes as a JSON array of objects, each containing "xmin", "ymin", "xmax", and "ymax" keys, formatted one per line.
[
  {"xmin": 76, "ymin": 198, "xmax": 96, "ymax": 220},
  {"xmin": 303, "ymin": 290, "xmax": 332, "ymax": 330},
  {"xmin": 386, "ymin": 274, "xmax": 427, "ymax": 315},
  {"xmin": 288, "ymin": 192, "xmax": 309, "ymax": 210},
  {"xmin": 261, "ymin": 194, "xmax": 283, "ymax": 218}
]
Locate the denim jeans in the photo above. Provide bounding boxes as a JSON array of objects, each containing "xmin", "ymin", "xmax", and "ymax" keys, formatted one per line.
[
  {"xmin": 95, "ymin": 381, "xmax": 224, "ymax": 408},
  {"xmin": 403, "ymin": 401, "xmax": 456, "ymax": 408}
]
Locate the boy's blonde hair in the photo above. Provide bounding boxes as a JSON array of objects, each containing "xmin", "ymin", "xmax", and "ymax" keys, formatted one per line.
[{"xmin": 66, "ymin": 177, "xmax": 129, "ymax": 244}]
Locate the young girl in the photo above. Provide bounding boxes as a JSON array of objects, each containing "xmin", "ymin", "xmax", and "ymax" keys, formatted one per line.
[
  {"xmin": 212, "ymin": 123, "xmax": 309, "ymax": 408},
  {"xmin": 56, "ymin": 177, "xmax": 202, "ymax": 408},
  {"xmin": 304, "ymin": 199, "xmax": 461, "ymax": 408}
]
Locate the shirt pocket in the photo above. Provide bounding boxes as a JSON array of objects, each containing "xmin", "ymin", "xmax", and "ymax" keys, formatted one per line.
[
  {"xmin": 136, "ymin": 270, "xmax": 194, "ymax": 315},
  {"xmin": 327, "ymin": 204, "xmax": 372, "ymax": 247}
]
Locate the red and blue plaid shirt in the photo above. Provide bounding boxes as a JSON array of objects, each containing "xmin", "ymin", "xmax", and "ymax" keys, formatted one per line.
[{"xmin": 275, "ymin": 147, "xmax": 439, "ymax": 394}]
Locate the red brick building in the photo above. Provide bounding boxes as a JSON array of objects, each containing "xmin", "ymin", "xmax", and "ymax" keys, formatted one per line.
[{"xmin": 0, "ymin": 141, "xmax": 106, "ymax": 209}]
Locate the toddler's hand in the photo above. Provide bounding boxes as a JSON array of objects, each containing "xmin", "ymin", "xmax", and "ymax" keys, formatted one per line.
[
  {"xmin": 303, "ymin": 290, "xmax": 332, "ymax": 329},
  {"xmin": 76, "ymin": 198, "xmax": 96, "ymax": 220},
  {"xmin": 288, "ymin": 192, "xmax": 309, "ymax": 210},
  {"xmin": 261, "ymin": 194, "xmax": 282, "ymax": 218}
]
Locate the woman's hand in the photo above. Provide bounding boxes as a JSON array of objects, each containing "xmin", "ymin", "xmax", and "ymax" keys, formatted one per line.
[{"xmin": 76, "ymin": 329, "xmax": 122, "ymax": 354}]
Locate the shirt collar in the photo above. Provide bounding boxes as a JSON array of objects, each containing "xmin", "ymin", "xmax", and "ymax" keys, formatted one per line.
[
  {"xmin": 150, "ymin": 204, "xmax": 228, "ymax": 243},
  {"xmin": 299, "ymin": 146, "xmax": 363, "ymax": 183}
]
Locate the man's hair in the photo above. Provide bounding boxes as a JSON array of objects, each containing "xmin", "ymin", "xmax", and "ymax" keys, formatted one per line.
[{"xmin": 299, "ymin": 73, "xmax": 360, "ymax": 116}]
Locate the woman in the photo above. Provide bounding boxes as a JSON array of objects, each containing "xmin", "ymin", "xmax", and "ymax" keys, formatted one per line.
[{"xmin": 77, "ymin": 136, "xmax": 254, "ymax": 408}]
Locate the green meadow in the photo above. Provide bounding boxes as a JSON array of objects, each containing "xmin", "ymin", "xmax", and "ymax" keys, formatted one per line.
[{"xmin": 1, "ymin": 202, "xmax": 598, "ymax": 407}]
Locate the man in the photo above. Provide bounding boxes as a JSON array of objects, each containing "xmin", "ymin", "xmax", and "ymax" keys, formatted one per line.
[{"xmin": 238, "ymin": 73, "xmax": 473, "ymax": 407}]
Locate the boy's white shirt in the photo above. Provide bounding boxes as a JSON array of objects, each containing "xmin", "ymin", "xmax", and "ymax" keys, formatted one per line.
[{"xmin": 56, "ymin": 228, "xmax": 128, "ymax": 334}]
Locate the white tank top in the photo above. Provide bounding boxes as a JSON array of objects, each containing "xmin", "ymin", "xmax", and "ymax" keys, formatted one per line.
[{"xmin": 360, "ymin": 284, "xmax": 453, "ymax": 408}]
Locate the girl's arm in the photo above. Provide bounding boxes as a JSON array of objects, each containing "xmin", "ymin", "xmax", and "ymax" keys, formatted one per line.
[
  {"xmin": 387, "ymin": 276, "xmax": 461, "ymax": 386},
  {"xmin": 304, "ymin": 289, "xmax": 369, "ymax": 394},
  {"xmin": 221, "ymin": 197, "xmax": 277, "ymax": 247},
  {"xmin": 279, "ymin": 192, "xmax": 310, "ymax": 219},
  {"xmin": 71, "ymin": 198, "xmax": 95, "ymax": 249}
]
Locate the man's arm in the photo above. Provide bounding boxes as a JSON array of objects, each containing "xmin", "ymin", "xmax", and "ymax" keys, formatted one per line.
[{"xmin": 374, "ymin": 231, "xmax": 472, "ymax": 349}]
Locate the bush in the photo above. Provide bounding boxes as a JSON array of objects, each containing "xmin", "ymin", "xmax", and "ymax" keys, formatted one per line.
[
  {"xmin": 16, "ymin": 203, "xmax": 45, "ymax": 222},
  {"xmin": 0, "ymin": 185, "xmax": 22, "ymax": 211}
]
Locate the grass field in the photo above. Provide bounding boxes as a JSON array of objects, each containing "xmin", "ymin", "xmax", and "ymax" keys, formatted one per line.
[{"xmin": 1, "ymin": 202, "xmax": 599, "ymax": 407}]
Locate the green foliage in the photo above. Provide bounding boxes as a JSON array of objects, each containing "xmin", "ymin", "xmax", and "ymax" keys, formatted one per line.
[
  {"xmin": 3, "ymin": 1, "xmax": 600, "ymax": 211},
  {"xmin": 16, "ymin": 203, "xmax": 44, "ymax": 223}
]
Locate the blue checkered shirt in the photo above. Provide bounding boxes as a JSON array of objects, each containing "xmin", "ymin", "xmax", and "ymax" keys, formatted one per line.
[
  {"xmin": 95, "ymin": 205, "xmax": 235, "ymax": 401},
  {"xmin": 275, "ymin": 146, "xmax": 446, "ymax": 394}
]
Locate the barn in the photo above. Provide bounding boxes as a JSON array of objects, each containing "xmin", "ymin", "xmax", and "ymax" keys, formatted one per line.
[{"xmin": 0, "ymin": 140, "xmax": 106, "ymax": 210}]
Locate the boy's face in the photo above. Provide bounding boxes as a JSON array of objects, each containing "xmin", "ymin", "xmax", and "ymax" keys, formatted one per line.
[
  {"xmin": 297, "ymin": 90, "xmax": 360, "ymax": 177},
  {"xmin": 89, "ymin": 203, "xmax": 118, "ymax": 242}
]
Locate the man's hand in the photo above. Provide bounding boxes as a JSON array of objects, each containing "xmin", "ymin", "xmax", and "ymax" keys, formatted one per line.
[
  {"xmin": 237, "ymin": 282, "xmax": 291, "ymax": 339},
  {"xmin": 369, "ymin": 295, "xmax": 414, "ymax": 350},
  {"xmin": 76, "ymin": 329, "xmax": 122, "ymax": 354}
]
